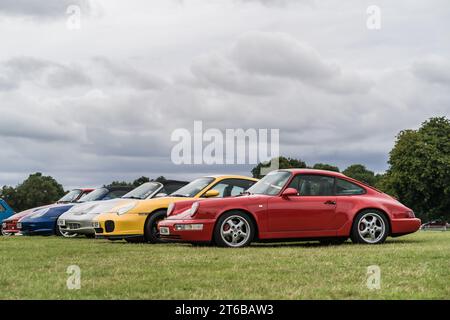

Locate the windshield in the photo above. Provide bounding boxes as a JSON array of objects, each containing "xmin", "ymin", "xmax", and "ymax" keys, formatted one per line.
[
  {"xmin": 78, "ymin": 188, "xmax": 108, "ymax": 202},
  {"xmin": 170, "ymin": 177, "xmax": 215, "ymax": 198},
  {"xmin": 247, "ymin": 171, "xmax": 292, "ymax": 195},
  {"xmin": 58, "ymin": 189, "xmax": 82, "ymax": 203},
  {"xmin": 122, "ymin": 182, "xmax": 162, "ymax": 199}
]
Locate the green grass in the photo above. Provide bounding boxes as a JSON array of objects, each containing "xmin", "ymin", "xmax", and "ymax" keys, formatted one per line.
[{"xmin": 0, "ymin": 232, "xmax": 449, "ymax": 299}]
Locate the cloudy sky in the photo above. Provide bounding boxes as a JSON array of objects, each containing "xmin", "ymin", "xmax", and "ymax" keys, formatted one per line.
[{"xmin": 0, "ymin": 0, "xmax": 449, "ymax": 189}]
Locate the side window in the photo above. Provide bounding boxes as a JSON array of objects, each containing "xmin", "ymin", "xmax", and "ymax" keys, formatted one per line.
[
  {"xmin": 336, "ymin": 179, "xmax": 365, "ymax": 195},
  {"xmin": 0, "ymin": 203, "xmax": 5, "ymax": 212},
  {"xmin": 163, "ymin": 183, "xmax": 187, "ymax": 195},
  {"xmin": 288, "ymin": 175, "xmax": 335, "ymax": 196},
  {"xmin": 105, "ymin": 190, "xmax": 129, "ymax": 199},
  {"xmin": 205, "ymin": 179, "xmax": 256, "ymax": 198}
]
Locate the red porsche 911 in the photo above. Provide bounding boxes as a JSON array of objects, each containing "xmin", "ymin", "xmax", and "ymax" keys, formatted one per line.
[{"xmin": 158, "ymin": 169, "xmax": 421, "ymax": 247}]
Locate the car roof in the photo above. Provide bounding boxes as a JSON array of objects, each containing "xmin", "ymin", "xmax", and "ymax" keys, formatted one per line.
[
  {"xmin": 204, "ymin": 175, "xmax": 258, "ymax": 181},
  {"xmin": 279, "ymin": 168, "xmax": 347, "ymax": 178}
]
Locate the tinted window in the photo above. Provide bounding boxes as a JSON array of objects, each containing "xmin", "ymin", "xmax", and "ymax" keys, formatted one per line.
[
  {"xmin": 79, "ymin": 188, "xmax": 108, "ymax": 202},
  {"xmin": 247, "ymin": 171, "xmax": 291, "ymax": 195},
  {"xmin": 171, "ymin": 177, "xmax": 215, "ymax": 198},
  {"xmin": 105, "ymin": 190, "xmax": 129, "ymax": 199},
  {"xmin": 205, "ymin": 179, "xmax": 255, "ymax": 198},
  {"xmin": 58, "ymin": 189, "xmax": 82, "ymax": 202},
  {"xmin": 122, "ymin": 182, "xmax": 162, "ymax": 199},
  {"xmin": 288, "ymin": 175, "xmax": 335, "ymax": 196},
  {"xmin": 336, "ymin": 179, "xmax": 365, "ymax": 195},
  {"xmin": 161, "ymin": 182, "xmax": 188, "ymax": 195}
]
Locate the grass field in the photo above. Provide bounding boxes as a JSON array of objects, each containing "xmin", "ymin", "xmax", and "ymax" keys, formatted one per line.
[{"xmin": 0, "ymin": 231, "xmax": 449, "ymax": 299}]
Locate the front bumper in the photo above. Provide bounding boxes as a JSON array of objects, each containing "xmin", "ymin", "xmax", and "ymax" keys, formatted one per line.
[
  {"xmin": 93, "ymin": 212, "xmax": 146, "ymax": 239},
  {"xmin": 158, "ymin": 218, "xmax": 215, "ymax": 242},
  {"xmin": 391, "ymin": 218, "xmax": 421, "ymax": 236},
  {"xmin": 2, "ymin": 220, "xmax": 21, "ymax": 234},
  {"xmin": 58, "ymin": 218, "xmax": 95, "ymax": 235},
  {"xmin": 20, "ymin": 221, "xmax": 55, "ymax": 235}
]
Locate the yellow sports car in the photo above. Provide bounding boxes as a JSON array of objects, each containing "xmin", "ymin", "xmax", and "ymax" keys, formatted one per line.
[{"xmin": 93, "ymin": 175, "xmax": 257, "ymax": 243}]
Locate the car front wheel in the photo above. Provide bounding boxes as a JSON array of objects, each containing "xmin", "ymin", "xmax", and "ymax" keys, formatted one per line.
[
  {"xmin": 57, "ymin": 225, "xmax": 78, "ymax": 238},
  {"xmin": 351, "ymin": 210, "xmax": 389, "ymax": 244},
  {"xmin": 214, "ymin": 211, "xmax": 254, "ymax": 248},
  {"xmin": 144, "ymin": 210, "xmax": 167, "ymax": 243}
]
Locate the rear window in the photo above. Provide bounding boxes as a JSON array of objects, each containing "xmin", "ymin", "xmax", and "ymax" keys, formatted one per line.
[{"xmin": 336, "ymin": 178, "xmax": 366, "ymax": 195}]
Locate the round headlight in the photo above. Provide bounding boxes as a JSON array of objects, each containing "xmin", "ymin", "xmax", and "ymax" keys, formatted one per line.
[
  {"xmin": 189, "ymin": 202, "xmax": 200, "ymax": 217},
  {"xmin": 167, "ymin": 203, "xmax": 175, "ymax": 216},
  {"xmin": 116, "ymin": 202, "xmax": 137, "ymax": 215}
]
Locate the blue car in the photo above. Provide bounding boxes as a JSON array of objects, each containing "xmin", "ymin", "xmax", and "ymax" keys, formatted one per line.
[
  {"xmin": 19, "ymin": 186, "xmax": 133, "ymax": 236},
  {"xmin": 1, "ymin": 199, "xmax": 15, "ymax": 235}
]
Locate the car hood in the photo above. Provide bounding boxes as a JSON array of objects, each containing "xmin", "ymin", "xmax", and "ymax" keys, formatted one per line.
[
  {"xmin": 117, "ymin": 196, "xmax": 195, "ymax": 214},
  {"xmin": 4, "ymin": 204, "xmax": 54, "ymax": 221},
  {"xmin": 60, "ymin": 199, "xmax": 125, "ymax": 218}
]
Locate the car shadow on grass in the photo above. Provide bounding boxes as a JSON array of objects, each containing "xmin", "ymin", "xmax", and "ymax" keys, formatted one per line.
[{"xmin": 249, "ymin": 238, "xmax": 426, "ymax": 248}]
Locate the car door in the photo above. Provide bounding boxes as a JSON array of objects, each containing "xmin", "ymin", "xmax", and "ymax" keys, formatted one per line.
[{"xmin": 268, "ymin": 174, "xmax": 337, "ymax": 232}]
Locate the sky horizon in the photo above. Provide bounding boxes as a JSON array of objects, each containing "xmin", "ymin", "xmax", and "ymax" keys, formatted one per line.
[{"xmin": 1, "ymin": 0, "xmax": 449, "ymax": 189}]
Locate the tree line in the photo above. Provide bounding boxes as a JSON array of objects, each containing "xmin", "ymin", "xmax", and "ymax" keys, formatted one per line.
[{"xmin": 1, "ymin": 117, "xmax": 449, "ymax": 221}]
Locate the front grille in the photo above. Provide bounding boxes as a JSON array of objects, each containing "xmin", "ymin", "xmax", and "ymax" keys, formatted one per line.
[
  {"xmin": 67, "ymin": 223, "xmax": 81, "ymax": 230},
  {"xmin": 95, "ymin": 228, "xmax": 104, "ymax": 233},
  {"xmin": 105, "ymin": 220, "xmax": 115, "ymax": 233}
]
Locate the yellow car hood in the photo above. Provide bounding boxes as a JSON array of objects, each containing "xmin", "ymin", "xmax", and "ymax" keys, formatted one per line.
[{"xmin": 109, "ymin": 196, "xmax": 194, "ymax": 215}]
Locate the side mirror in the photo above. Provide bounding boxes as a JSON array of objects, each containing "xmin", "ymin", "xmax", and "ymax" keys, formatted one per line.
[
  {"xmin": 204, "ymin": 189, "xmax": 220, "ymax": 198},
  {"xmin": 282, "ymin": 188, "xmax": 299, "ymax": 197},
  {"xmin": 155, "ymin": 193, "xmax": 168, "ymax": 198}
]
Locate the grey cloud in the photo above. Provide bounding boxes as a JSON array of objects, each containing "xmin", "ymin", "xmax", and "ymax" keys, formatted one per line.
[
  {"xmin": 92, "ymin": 57, "xmax": 167, "ymax": 91},
  {"xmin": 230, "ymin": 32, "xmax": 372, "ymax": 94},
  {"xmin": 412, "ymin": 56, "xmax": 450, "ymax": 85},
  {"xmin": 0, "ymin": 0, "xmax": 91, "ymax": 18},
  {"xmin": 1, "ymin": 57, "xmax": 91, "ymax": 90}
]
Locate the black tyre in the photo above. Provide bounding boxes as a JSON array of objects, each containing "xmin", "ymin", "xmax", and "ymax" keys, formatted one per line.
[
  {"xmin": 351, "ymin": 210, "xmax": 390, "ymax": 244},
  {"xmin": 213, "ymin": 211, "xmax": 255, "ymax": 248},
  {"xmin": 144, "ymin": 210, "xmax": 167, "ymax": 243},
  {"xmin": 85, "ymin": 233, "xmax": 95, "ymax": 239}
]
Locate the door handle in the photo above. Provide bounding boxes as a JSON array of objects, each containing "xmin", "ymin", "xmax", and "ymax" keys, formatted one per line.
[{"xmin": 324, "ymin": 200, "xmax": 336, "ymax": 205}]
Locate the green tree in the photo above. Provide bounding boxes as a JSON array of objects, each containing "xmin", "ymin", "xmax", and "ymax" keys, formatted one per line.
[
  {"xmin": 384, "ymin": 117, "xmax": 450, "ymax": 220},
  {"xmin": 132, "ymin": 176, "xmax": 150, "ymax": 187},
  {"xmin": 106, "ymin": 181, "xmax": 132, "ymax": 187},
  {"xmin": 153, "ymin": 176, "xmax": 167, "ymax": 183},
  {"xmin": 4, "ymin": 173, "xmax": 65, "ymax": 212},
  {"xmin": 342, "ymin": 164, "xmax": 376, "ymax": 186},
  {"xmin": 312, "ymin": 163, "xmax": 340, "ymax": 172},
  {"xmin": 251, "ymin": 156, "xmax": 307, "ymax": 178}
]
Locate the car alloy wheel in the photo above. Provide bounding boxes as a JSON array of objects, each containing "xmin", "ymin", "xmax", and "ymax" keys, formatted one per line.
[
  {"xmin": 58, "ymin": 226, "xmax": 78, "ymax": 238},
  {"xmin": 220, "ymin": 215, "xmax": 251, "ymax": 247},
  {"xmin": 357, "ymin": 212, "xmax": 386, "ymax": 244},
  {"xmin": 1, "ymin": 229, "xmax": 12, "ymax": 236}
]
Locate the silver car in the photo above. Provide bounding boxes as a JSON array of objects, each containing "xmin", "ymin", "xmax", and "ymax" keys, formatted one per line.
[{"xmin": 57, "ymin": 180, "xmax": 188, "ymax": 238}]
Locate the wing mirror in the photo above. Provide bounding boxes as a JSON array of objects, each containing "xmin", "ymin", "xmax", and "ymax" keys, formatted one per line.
[
  {"xmin": 204, "ymin": 190, "xmax": 220, "ymax": 198},
  {"xmin": 282, "ymin": 188, "xmax": 299, "ymax": 197}
]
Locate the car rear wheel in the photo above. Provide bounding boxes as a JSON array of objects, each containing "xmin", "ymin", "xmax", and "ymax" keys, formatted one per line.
[
  {"xmin": 214, "ymin": 211, "xmax": 254, "ymax": 248},
  {"xmin": 144, "ymin": 210, "xmax": 167, "ymax": 243},
  {"xmin": 351, "ymin": 210, "xmax": 389, "ymax": 244}
]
